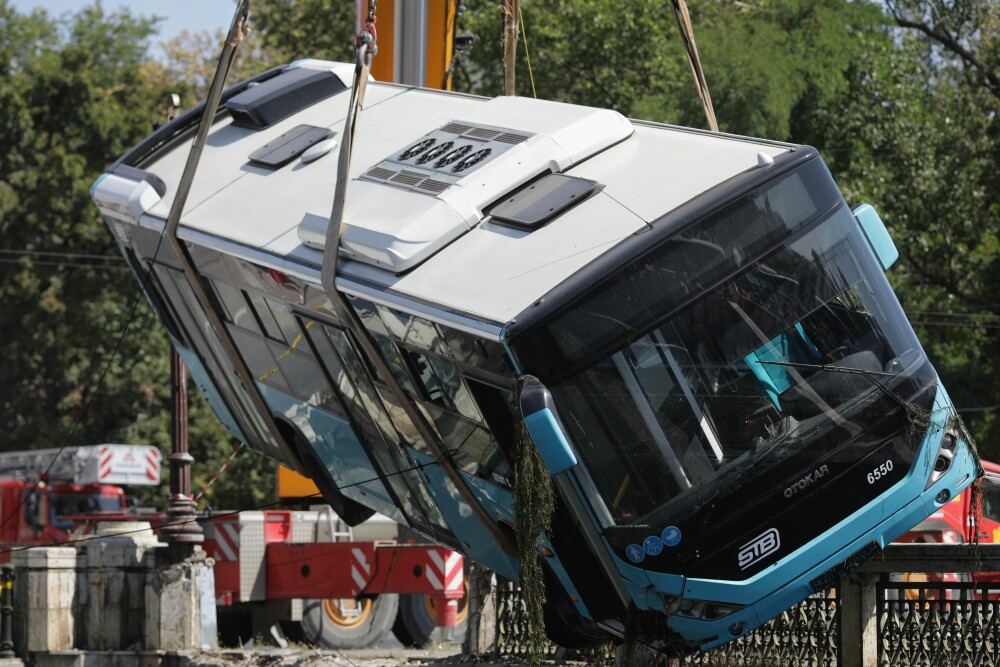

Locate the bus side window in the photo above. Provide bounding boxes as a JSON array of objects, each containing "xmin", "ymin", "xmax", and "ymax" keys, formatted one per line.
[
  {"xmin": 402, "ymin": 349, "xmax": 451, "ymax": 408},
  {"xmin": 245, "ymin": 291, "xmax": 287, "ymax": 344},
  {"xmin": 210, "ymin": 279, "xmax": 258, "ymax": 332},
  {"xmin": 465, "ymin": 379, "xmax": 516, "ymax": 461},
  {"xmin": 369, "ymin": 332, "xmax": 419, "ymax": 395}
]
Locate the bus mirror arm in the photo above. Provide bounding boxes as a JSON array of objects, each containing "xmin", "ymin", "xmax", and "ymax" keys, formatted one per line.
[{"xmin": 519, "ymin": 378, "xmax": 580, "ymax": 475}]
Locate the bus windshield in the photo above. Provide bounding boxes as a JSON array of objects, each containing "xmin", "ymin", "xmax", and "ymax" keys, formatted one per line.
[{"xmin": 552, "ymin": 203, "xmax": 932, "ymax": 527}]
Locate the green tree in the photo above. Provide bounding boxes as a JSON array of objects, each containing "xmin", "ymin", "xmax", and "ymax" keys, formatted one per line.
[
  {"xmin": 250, "ymin": 0, "xmax": 356, "ymax": 63},
  {"xmin": 456, "ymin": 0, "xmax": 888, "ymax": 140},
  {"xmin": 0, "ymin": 1, "xmax": 273, "ymax": 511},
  {"xmin": 804, "ymin": 9, "xmax": 1000, "ymax": 458},
  {"xmin": 0, "ymin": 2, "xmax": 167, "ymax": 451}
]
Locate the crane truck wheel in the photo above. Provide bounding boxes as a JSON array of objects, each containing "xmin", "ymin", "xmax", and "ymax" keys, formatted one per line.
[
  {"xmin": 392, "ymin": 586, "xmax": 469, "ymax": 647},
  {"xmin": 301, "ymin": 594, "xmax": 399, "ymax": 649}
]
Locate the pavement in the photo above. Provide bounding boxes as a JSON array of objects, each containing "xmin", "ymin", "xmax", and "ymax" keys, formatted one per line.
[{"xmin": 28, "ymin": 648, "xmax": 526, "ymax": 667}]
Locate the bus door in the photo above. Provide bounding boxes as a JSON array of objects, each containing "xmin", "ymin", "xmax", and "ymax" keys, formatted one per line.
[{"xmin": 299, "ymin": 315, "xmax": 455, "ymax": 544}]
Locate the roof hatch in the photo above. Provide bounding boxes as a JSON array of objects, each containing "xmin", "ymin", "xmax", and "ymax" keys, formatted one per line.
[{"xmin": 226, "ymin": 68, "xmax": 346, "ymax": 130}]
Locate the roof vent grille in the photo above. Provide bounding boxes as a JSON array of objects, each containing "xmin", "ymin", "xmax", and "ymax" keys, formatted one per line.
[
  {"xmin": 464, "ymin": 127, "xmax": 502, "ymax": 141},
  {"xmin": 417, "ymin": 179, "xmax": 449, "ymax": 194},
  {"xmin": 440, "ymin": 122, "xmax": 473, "ymax": 135},
  {"xmin": 389, "ymin": 170, "xmax": 425, "ymax": 186},
  {"xmin": 366, "ymin": 166, "xmax": 397, "ymax": 181},
  {"xmin": 360, "ymin": 120, "xmax": 535, "ymax": 196},
  {"xmin": 495, "ymin": 132, "xmax": 531, "ymax": 145}
]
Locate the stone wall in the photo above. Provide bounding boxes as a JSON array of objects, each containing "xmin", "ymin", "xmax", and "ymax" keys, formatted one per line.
[{"xmin": 11, "ymin": 524, "xmax": 215, "ymax": 661}]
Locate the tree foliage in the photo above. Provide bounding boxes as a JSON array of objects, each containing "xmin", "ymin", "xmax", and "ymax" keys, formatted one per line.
[
  {"xmin": 0, "ymin": 1, "xmax": 268, "ymax": 511},
  {"xmin": 0, "ymin": 2, "xmax": 166, "ymax": 452},
  {"xmin": 803, "ymin": 18, "xmax": 1000, "ymax": 455},
  {"xmin": 457, "ymin": 0, "xmax": 888, "ymax": 139},
  {"xmin": 250, "ymin": 0, "xmax": 356, "ymax": 63}
]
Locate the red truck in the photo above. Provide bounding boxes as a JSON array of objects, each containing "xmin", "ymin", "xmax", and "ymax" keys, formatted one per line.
[
  {"xmin": 0, "ymin": 445, "xmax": 161, "ymax": 558},
  {"xmin": 0, "ymin": 445, "xmax": 465, "ymax": 649},
  {"xmin": 895, "ymin": 458, "xmax": 1000, "ymax": 598}
]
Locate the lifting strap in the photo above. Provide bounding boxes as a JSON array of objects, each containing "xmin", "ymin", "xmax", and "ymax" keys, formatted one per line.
[
  {"xmin": 162, "ymin": 1, "xmax": 310, "ymax": 472},
  {"xmin": 321, "ymin": 2, "xmax": 516, "ymax": 556},
  {"xmin": 671, "ymin": 0, "xmax": 719, "ymax": 132}
]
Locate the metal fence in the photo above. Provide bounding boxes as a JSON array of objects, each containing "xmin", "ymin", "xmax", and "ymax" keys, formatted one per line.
[
  {"xmin": 495, "ymin": 579, "xmax": 615, "ymax": 663},
  {"xmin": 680, "ymin": 593, "xmax": 838, "ymax": 666},
  {"xmin": 494, "ymin": 575, "xmax": 1000, "ymax": 666},
  {"xmin": 880, "ymin": 581, "xmax": 1000, "ymax": 667}
]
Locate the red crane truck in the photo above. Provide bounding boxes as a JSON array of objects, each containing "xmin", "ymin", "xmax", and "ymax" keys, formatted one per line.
[
  {"xmin": 0, "ymin": 445, "xmax": 465, "ymax": 648},
  {"xmin": 0, "ymin": 444, "xmax": 161, "ymax": 558}
]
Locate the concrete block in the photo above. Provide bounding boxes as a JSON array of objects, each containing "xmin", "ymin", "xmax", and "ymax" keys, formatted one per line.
[
  {"xmin": 145, "ymin": 547, "xmax": 213, "ymax": 652},
  {"xmin": 82, "ymin": 526, "xmax": 164, "ymax": 650},
  {"xmin": 10, "ymin": 548, "xmax": 77, "ymax": 570},
  {"xmin": 197, "ymin": 565, "xmax": 217, "ymax": 650},
  {"xmin": 463, "ymin": 565, "xmax": 497, "ymax": 656},
  {"xmin": 13, "ymin": 547, "xmax": 77, "ymax": 654}
]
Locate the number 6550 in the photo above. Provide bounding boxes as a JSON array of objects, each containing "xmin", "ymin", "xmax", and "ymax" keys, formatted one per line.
[{"xmin": 867, "ymin": 459, "xmax": 893, "ymax": 485}]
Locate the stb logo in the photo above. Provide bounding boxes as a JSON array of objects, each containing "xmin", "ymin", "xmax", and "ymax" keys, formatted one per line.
[{"xmin": 738, "ymin": 528, "xmax": 781, "ymax": 570}]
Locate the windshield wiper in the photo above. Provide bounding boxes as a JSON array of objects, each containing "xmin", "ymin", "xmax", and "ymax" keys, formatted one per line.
[{"xmin": 757, "ymin": 359, "xmax": 909, "ymax": 411}]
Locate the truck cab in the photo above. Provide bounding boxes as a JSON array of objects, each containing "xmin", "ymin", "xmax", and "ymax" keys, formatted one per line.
[
  {"xmin": 0, "ymin": 444, "xmax": 161, "ymax": 561},
  {"xmin": 0, "ymin": 479, "xmax": 127, "ymax": 557}
]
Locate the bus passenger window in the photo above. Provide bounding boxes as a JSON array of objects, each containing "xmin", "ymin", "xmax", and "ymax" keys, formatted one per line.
[
  {"xmin": 370, "ymin": 333, "xmax": 418, "ymax": 395},
  {"xmin": 404, "ymin": 350, "xmax": 450, "ymax": 408},
  {"xmin": 267, "ymin": 298, "xmax": 303, "ymax": 345},
  {"xmin": 245, "ymin": 292, "xmax": 287, "ymax": 344},
  {"xmin": 427, "ymin": 356, "xmax": 482, "ymax": 422},
  {"xmin": 211, "ymin": 279, "xmax": 258, "ymax": 332}
]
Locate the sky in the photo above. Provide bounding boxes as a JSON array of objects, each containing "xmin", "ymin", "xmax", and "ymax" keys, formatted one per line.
[{"xmin": 11, "ymin": 0, "xmax": 238, "ymax": 52}]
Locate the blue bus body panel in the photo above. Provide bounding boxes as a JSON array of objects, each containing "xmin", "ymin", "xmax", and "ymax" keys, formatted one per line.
[
  {"xmin": 569, "ymin": 472, "xmax": 684, "ymax": 605},
  {"xmin": 257, "ymin": 383, "xmax": 404, "ymax": 522},
  {"xmin": 410, "ymin": 449, "xmax": 520, "ymax": 581}
]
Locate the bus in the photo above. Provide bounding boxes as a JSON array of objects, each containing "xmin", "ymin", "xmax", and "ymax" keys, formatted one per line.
[{"xmin": 91, "ymin": 59, "xmax": 980, "ymax": 654}]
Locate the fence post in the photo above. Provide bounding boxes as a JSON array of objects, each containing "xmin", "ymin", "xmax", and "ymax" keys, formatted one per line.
[
  {"xmin": 0, "ymin": 565, "xmax": 14, "ymax": 658},
  {"xmin": 463, "ymin": 564, "xmax": 497, "ymax": 656},
  {"xmin": 838, "ymin": 571, "xmax": 879, "ymax": 667}
]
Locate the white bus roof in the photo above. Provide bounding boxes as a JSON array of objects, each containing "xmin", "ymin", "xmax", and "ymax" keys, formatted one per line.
[{"xmin": 95, "ymin": 59, "xmax": 792, "ymax": 326}]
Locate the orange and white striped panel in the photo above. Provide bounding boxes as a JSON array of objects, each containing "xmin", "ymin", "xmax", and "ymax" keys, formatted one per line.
[{"xmin": 426, "ymin": 548, "xmax": 463, "ymax": 593}]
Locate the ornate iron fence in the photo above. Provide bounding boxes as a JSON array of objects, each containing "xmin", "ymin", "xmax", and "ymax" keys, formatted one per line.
[
  {"xmin": 495, "ymin": 579, "xmax": 614, "ymax": 662},
  {"xmin": 680, "ymin": 593, "xmax": 838, "ymax": 666},
  {"xmin": 493, "ymin": 579, "xmax": 1000, "ymax": 666},
  {"xmin": 880, "ymin": 581, "xmax": 1000, "ymax": 667},
  {"xmin": 496, "ymin": 579, "xmax": 550, "ymax": 659}
]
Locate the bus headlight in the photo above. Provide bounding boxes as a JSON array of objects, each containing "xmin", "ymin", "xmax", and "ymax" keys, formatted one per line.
[
  {"xmin": 925, "ymin": 420, "xmax": 959, "ymax": 490},
  {"xmin": 661, "ymin": 595, "xmax": 743, "ymax": 620}
]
